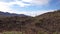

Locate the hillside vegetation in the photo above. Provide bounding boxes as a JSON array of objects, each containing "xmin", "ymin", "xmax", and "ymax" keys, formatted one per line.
[{"xmin": 0, "ymin": 10, "xmax": 60, "ymax": 34}]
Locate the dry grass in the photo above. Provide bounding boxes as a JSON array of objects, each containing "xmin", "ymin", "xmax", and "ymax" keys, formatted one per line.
[{"xmin": 0, "ymin": 31, "xmax": 23, "ymax": 34}]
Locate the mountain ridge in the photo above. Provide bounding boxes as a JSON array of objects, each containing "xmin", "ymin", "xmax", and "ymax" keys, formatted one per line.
[{"xmin": 0, "ymin": 11, "xmax": 31, "ymax": 17}]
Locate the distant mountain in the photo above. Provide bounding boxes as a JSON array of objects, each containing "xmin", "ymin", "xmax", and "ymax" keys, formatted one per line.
[{"xmin": 0, "ymin": 11, "xmax": 30, "ymax": 17}]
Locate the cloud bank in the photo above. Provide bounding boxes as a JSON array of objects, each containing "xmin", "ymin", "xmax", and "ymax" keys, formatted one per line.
[{"xmin": 14, "ymin": 10, "xmax": 55, "ymax": 17}]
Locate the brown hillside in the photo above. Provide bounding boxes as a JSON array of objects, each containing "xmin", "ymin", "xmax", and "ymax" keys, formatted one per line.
[{"xmin": 0, "ymin": 10, "xmax": 60, "ymax": 34}]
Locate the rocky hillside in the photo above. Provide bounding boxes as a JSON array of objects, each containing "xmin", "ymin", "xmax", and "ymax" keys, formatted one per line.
[
  {"xmin": 33, "ymin": 10, "xmax": 60, "ymax": 33},
  {"xmin": 0, "ymin": 10, "xmax": 60, "ymax": 34}
]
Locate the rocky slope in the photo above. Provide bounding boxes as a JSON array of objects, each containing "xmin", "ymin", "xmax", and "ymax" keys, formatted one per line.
[{"xmin": 0, "ymin": 10, "xmax": 60, "ymax": 34}]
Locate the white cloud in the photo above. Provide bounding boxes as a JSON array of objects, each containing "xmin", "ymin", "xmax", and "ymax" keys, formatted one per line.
[
  {"xmin": 33, "ymin": 0, "xmax": 50, "ymax": 5},
  {"xmin": 22, "ymin": 0, "xmax": 32, "ymax": 2},
  {"xmin": 0, "ymin": 0, "xmax": 51, "ymax": 8},
  {"xmin": 15, "ymin": 10, "xmax": 55, "ymax": 17},
  {"xmin": 0, "ymin": 0, "xmax": 31, "ymax": 8},
  {"xmin": 31, "ymin": 10, "xmax": 54, "ymax": 17},
  {"xmin": 0, "ymin": 2, "xmax": 16, "ymax": 13},
  {"xmin": 0, "ymin": 2, "xmax": 10, "ymax": 12},
  {"xmin": 0, "ymin": 0, "xmax": 30, "ymax": 12},
  {"xmin": 13, "ymin": 0, "xmax": 31, "ymax": 7},
  {"xmin": 22, "ymin": 0, "xmax": 50, "ymax": 6},
  {"xmin": 8, "ymin": 0, "xmax": 51, "ymax": 7}
]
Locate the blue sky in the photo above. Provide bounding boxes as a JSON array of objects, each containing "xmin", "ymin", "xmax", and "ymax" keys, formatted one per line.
[{"xmin": 0, "ymin": 0, "xmax": 60, "ymax": 16}]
